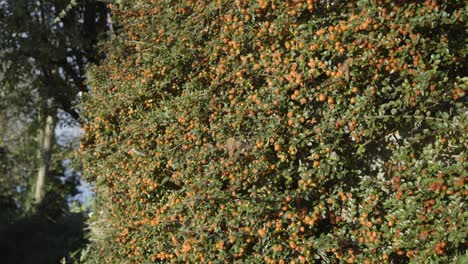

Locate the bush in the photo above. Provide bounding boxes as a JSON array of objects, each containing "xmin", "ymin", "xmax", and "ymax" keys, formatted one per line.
[{"xmin": 80, "ymin": 0, "xmax": 467, "ymax": 262}]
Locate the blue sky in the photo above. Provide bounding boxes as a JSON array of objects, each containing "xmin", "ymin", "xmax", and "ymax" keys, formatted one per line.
[{"xmin": 55, "ymin": 117, "xmax": 93, "ymax": 207}]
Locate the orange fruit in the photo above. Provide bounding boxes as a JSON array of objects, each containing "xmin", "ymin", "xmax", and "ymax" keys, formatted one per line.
[{"xmin": 319, "ymin": 93, "xmax": 326, "ymax": 102}]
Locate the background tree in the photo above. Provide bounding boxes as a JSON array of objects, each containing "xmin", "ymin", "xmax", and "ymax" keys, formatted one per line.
[
  {"xmin": 0, "ymin": 0, "xmax": 107, "ymax": 206},
  {"xmin": 0, "ymin": 0, "xmax": 108, "ymax": 263}
]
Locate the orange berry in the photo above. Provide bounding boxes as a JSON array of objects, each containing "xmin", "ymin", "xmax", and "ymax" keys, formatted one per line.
[
  {"xmin": 319, "ymin": 93, "xmax": 326, "ymax": 102},
  {"xmin": 258, "ymin": 228, "xmax": 267, "ymax": 238},
  {"xmin": 274, "ymin": 143, "xmax": 282, "ymax": 151}
]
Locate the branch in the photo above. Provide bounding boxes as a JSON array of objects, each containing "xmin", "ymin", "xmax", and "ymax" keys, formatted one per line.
[
  {"xmin": 366, "ymin": 115, "xmax": 466, "ymax": 131},
  {"xmin": 59, "ymin": 99, "xmax": 81, "ymax": 124}
]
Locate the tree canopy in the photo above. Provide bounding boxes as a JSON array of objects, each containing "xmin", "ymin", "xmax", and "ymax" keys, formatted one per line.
[{"xmin": 0, "ymin": 0, "xmax": 107, "ymax": 262}]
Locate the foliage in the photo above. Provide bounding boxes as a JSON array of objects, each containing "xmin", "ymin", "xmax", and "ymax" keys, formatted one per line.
[
  {"xmin": 0, "ymin": 113, "xmax": 37, "ymax": 210},
  {"xmin": 0, "ymin": 0, "xmax": 108, "ymax": 121},
  {"xmin": 0, "ymin": 0, "xmax": 107, "ymax": 210},
  {"xmin": 0, "ymin": 0, "xmax": 106, "ymax": 201},
  {"xmin": 81, "ymin": 0, "xmax": 467, "ymax": 263},
  {"xmin": 0, "ymin": 1, "xmax": 107, "ymax": 263}
]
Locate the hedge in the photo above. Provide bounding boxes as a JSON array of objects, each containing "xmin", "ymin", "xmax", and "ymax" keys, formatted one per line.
[{"xmin": 80, "ymin": 0, "xmax": 467, "ymax": 263}]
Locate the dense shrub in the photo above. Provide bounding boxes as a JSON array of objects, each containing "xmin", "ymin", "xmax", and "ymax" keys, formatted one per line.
[{"xmin": 80, "ymin": 0, "xmax": 467, "ymax": 263}]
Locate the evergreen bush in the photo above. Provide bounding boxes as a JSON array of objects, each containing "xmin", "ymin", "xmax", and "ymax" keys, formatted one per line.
[{"xmin": 81, "ymin": 0, "xmax": 467, "ymax": 262}]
